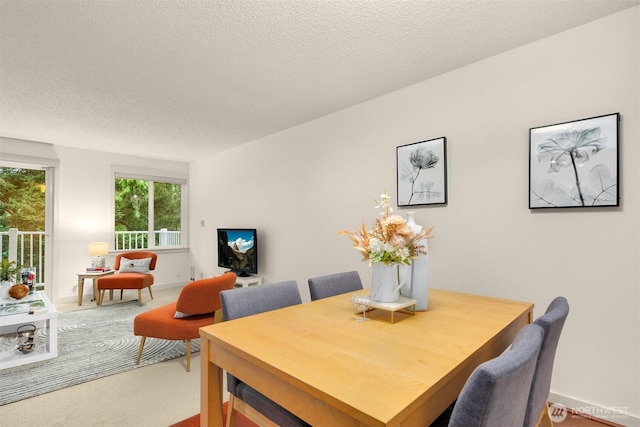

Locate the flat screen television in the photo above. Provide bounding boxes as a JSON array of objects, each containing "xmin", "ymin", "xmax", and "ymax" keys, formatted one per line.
[{"xmin": 217, "ymin": 228, "xmax": 258, "ymax": 277}]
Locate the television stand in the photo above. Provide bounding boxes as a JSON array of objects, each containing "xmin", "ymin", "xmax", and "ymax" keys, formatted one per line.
[{"xmin": 234, "ymin": 276, "xmax": 263, "ymax": 288}]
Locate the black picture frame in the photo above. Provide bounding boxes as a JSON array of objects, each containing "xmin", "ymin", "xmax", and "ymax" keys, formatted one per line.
[
  {"xmin": 529, "ymin": 112, "xmax": 620, "ymax": 209},
  {"xmin": 397, "ymin": 137, "xmax": 447, "ymax": 207}
]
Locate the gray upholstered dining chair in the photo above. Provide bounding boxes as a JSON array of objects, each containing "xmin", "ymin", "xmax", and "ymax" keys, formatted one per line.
[
  {"xmin": 524, "ymin": 296, "xmax": 570, "ymax": 427},
  {"xmin": 447, "ymin": 324, "xmax": 544, "ymax": 427},
  {"xmin": 220, "ymin": 281, "xmax": 309, "ymax": 427},
  {"xmin": 307, "ymin": 270, "xmax": 363, "ymax": 301}
]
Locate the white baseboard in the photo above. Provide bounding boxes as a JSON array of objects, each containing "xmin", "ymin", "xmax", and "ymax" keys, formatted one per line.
[
  {"xmin": 145, "ymin": 281, "xmax": 184, "ymax": 291},
  {"xmin": 549, "ymin": 392, "xmax": 640, "ymax": 426},
  {"xmin": 53, "ymin": 281, "xmax": 184, "ymax": 305}
]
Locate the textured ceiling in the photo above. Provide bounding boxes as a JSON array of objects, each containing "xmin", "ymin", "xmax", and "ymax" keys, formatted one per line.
[{"xmin": 1, "ymin": 0, "xmax": 638, "ymax": 162}]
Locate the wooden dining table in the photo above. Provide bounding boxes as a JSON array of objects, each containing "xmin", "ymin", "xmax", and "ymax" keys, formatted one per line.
[{"xmin": 199, "ymin": 288, "xmax": 533, "ymax": 427}]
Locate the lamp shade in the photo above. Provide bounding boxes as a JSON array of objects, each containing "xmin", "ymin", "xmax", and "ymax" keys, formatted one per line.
[{"xmin": 88, "ymin": 242, "xmax": 109, "ymax": 256}]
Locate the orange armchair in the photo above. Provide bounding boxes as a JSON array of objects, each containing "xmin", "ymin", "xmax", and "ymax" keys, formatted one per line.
[
  {"xmin": 133, "ymin": 272, "xmax": 236, "ymax": 372},
  {"xmin": 97, "ymin": 251, "xmax": 157, "ymax": 307}
]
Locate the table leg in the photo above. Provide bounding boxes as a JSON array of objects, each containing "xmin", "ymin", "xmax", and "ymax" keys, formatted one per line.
[
  {"xmin": 77, "ymin": 277, "xmax": 84, "ymax": 306},
  {"xmin": 200, "ymin": 338, "xmax": 224, "ymax": 427},
  {"xmin": 92, "ymin": 278, "xmax": 99, "ymax": 304}
]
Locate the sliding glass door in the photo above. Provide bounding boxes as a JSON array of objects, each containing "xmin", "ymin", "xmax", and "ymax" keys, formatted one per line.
[{"xmin": 0, "ymin": 164, "xmax": 52, "ymax": 295}]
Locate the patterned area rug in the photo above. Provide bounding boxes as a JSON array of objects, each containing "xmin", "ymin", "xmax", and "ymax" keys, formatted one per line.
[{"xmin": 0, "ymin": 300, "xmax": 198, "ymax": 406}]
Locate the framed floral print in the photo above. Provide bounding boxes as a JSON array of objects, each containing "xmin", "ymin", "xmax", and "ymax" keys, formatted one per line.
[
  {"xmin": 529, "ymin": 113, "xmax": 619, "ymax": 209},
  {"xmin": 397, "ymin": 137, "xmax": 447, "ymax": 207}
]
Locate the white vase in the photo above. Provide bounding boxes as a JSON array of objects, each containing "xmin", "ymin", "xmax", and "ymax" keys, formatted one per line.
[
  {"xmin": 371, "ymin": 263, "xmax": 408, "ymax": 303},
  {"xmin": 0, "ymin": 280, "xmax": 12, "ymax": 299},
  {"xmin": 402, "ymin": 212, "xmax": 429, "ymax": 310}
]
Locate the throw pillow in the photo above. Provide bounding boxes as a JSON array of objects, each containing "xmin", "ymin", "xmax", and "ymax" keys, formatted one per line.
[
  {"xmin": 173, "ymin": 311, "xmax": 193, "ymax": 319},
  {"xmin": 119, "ymin": 257, "xmax": 152, "ymax": 273}
]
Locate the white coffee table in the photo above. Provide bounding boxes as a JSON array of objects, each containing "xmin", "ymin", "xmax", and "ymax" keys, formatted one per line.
[{"xmin": 0, "ymin": 291, "xmax": 58, "ymax": 369}]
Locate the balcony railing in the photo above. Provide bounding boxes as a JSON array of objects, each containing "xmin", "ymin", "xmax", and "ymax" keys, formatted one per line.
[
  {"xmin": 1, "ymin": 228, "xmax": 181, "ymax": 284},
  {"xmin": 114, "ymin": 229, "xmax": 181, "ymax": 251},
  {"xmin": 0, "ymin": 228, "xmax": 45, "ymax": 284}
]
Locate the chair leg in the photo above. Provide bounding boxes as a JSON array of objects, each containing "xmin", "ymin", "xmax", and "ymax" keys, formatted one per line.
[
  {"xmin": 537, "ymin": 404, "xmax": 554, "ymax": 427},
  {"xmin": 231, "ymin": 395, "xmax": 279, "ymax": 427},
  {"xmin": 98, "ymin": 290, "xmax": 104, "ymax": 306},
  {"xmin": 226, "ymin": 394, "xmax": 237, "ymax": 427},
  {"xmin": 148, "ymin": 286, "xmax": 154, "ymax": 300},
  {"xmin": 120, "ymin": 289, "xmax": 123, "ymax": 300},
  {"xmin": 136, "ymin": 336, "xmax": 146, "ymax": 365},
  {"xmin": 109, "ymin": 289, "xmax": 114, "ymax": 301},
  {"xmin": 137, "ymin": 289, "xmax": 142, "ymax": 306},
  {"xmin": 186, "ymin": 339, "xmax": 191, "ymax": 372}
]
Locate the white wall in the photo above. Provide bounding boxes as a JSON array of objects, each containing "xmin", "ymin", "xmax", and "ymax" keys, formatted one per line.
[
  {"xmin": 190, "ymin": 8, "xmax": 639, "ymax": 422},
  {"xmin": 52, "ymin": 146, "xmax": 192, "ymax": 303},
  {"xmin": 0, "ymin": 141, "xmax": 191, "ymax": 303}
]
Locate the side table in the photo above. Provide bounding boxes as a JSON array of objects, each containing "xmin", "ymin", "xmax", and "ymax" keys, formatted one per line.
[{"xmin": 76, "ymin": 270, "xmax": 115, "ymax": 306}]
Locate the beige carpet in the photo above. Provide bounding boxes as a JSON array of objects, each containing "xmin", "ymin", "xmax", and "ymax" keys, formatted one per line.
[{"xmin": 1, "ymin": 286, "xmax": 226, "ymax": 427}]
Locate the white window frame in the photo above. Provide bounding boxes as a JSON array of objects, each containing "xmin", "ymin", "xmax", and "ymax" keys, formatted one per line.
[{"xmin": 111, "ymin": 165, "xmax": 188, "ymax": 252}]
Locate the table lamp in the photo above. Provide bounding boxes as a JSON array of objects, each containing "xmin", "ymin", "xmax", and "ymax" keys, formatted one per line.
[{"xmin": 89, "ymin": 242, "xmax": 108, "ymax": 269}]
